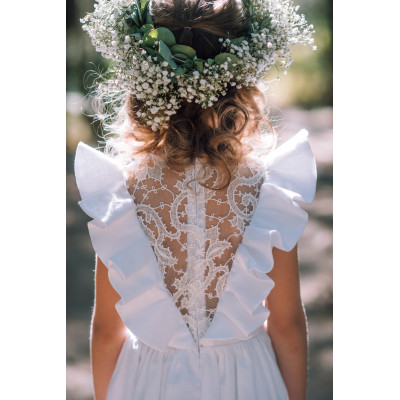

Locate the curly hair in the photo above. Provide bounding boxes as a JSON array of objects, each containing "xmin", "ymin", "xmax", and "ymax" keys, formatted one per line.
[{"xmin": 102, "ymin": 0, "xmax": 274, "ymax": 189}]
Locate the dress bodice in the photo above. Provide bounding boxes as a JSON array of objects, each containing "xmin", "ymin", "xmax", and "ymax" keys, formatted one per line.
[
  {"xmin": 125, "ymin": 155, "xmax": 265, "ymax": 343},
  {"xmin": 74, "ymin": 129, "xmax": 317, "ymax": 352}
]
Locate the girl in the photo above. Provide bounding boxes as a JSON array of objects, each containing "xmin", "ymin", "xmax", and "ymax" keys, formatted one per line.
[{"xmin": 76, "ymin": 0, "xmax": 317, "ymax": 399}]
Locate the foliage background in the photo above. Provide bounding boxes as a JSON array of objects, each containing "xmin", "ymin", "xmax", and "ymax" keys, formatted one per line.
[{"xmin": 66, "ymin": 0, "xmax": 332, "ymax": 398}]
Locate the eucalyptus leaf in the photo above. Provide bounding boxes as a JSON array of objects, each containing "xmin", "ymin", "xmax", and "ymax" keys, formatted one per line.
[
  {"xmin": 169, "ymin": 59, "xmax": 178, "ymax": 68},
  {"xmin": 173, "ymin": 53, "xmax": 189, "ymax": 63},
  {"xmin": 140, "ymin": 24, "xmax": 154, "ymax": 34},
  {"xmin": 214, "ymin": 53, "xmax": 239, "ymax": 70},
  {"xmin": 175, "ymin": 67, "xmax": 185, "ymax": 76},
  {"xmin": 207, "ymin": 58, "xmax": 214, "ymax": 66},
  {"xmin": 143, "ymin": 28, "xmax": 176, "ymax": 48},
  {"xmin": 183, "ymin": 59, "xmax": 194, "ymax": 69},
  {"xmin": 158, "ymin": 40, "xmax": 177, "ymax": 68},
  {"xmin": 194, "ymin": 59, "xmax": 204, "ymax": 73},
  {"xmin": 131, "ymin": 32, "xmax": 143, "ymax": 38},
  {"xmin": 230, "ymin": 36, "xmax": 246, "ymax": 46},
  {"xmin": 170, "ymin": 44, "xmax": 196, "ymax": 59},
  {"xmin": 143, "ymin": 46, "xmax": 157, "ymax": 56},
  {"xmin": 158, "ymin": 40, "xmax": 172, "ymax": 59}
]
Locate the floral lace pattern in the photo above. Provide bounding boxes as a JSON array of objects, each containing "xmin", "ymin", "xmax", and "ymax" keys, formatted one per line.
[{"xmin": 125, "ymin": 155, "xmax": 265, "ymax": 343}]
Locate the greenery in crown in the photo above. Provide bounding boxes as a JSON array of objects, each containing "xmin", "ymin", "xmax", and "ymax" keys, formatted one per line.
[{"xmin": 81, "ymin": 0, "xmax": 315, "ymax": 132}]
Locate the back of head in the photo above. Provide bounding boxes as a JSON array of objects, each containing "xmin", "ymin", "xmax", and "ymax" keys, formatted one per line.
[
  {"xmin": 81, "ymin": 0, "xmax": 315, "ymax": 188},
  {"xmin": 123, "ymin": 0, "xmax": 267, "ymax": 188}
]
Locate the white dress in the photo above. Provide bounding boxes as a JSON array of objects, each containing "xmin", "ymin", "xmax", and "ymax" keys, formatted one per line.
[{"xmin": 75, "ymin": 129, "xmax": 317, "ymax": 400}]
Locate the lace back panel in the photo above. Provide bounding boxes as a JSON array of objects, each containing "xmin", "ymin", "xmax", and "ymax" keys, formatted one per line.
[{"xmin": 126, "ymin": 155, "xmax": 265, "ymax": 343}]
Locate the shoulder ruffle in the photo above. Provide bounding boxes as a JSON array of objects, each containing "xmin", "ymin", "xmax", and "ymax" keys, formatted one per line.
[
  {"xmin": 201, "ymin": 130, "xmax": 317, "ymax": 345},
  {"xmin": 75, "ymin": 143, "xmax": 195, "ymax": 351}
]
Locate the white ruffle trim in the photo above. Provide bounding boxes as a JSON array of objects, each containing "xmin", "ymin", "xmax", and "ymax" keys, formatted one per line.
[
  {"xmin": 201, "ymin": 129, "xmax": 316, "ymax": 345},
  {"xmin": 75, "ymin": 129, "xmax": 316, "ymax": 350},
  {"xmin": 75, "ymin": 144, "xmax": 195, "ymax": 351}
]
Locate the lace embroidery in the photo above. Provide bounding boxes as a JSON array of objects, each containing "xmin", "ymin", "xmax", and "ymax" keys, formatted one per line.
[{"xmin": 125, "ymin": 154, "xmax": 265, "ymax": 343}]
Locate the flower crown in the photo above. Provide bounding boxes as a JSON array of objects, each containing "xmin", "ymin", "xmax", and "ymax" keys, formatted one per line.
[{"xmin": 81, "ymin": 0, "xmax": 315, "ymax": 131}]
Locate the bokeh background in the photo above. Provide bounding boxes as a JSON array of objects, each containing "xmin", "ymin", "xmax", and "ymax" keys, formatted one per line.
[{"xmin": 66, "ymin": 0, "xmax": 332, "ymax": 398}]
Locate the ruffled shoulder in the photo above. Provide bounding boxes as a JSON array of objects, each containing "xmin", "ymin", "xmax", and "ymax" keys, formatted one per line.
[
  {"xmin": 201, "ymin": 130, "xmax": 317, "ymax": 345},
  {"xmin": 75, "ymin": 143, "xmax": 195, "ymax": 351},
  {"xmin": 253, "ymin": 128, "xmax": 316, "ymax": 251}
]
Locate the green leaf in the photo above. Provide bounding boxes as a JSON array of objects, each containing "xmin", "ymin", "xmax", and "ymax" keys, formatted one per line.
[
  {"xmin": 143, "ymin": 46, "xmax": 157, "ymax": 56},
  {"xmin": 183, "ymin": 59, "xmax": 194, "ymax": 69},
  {"xmin": 230, "ymin": 36, "xmax": 246, "ymax": 46},
  {"xmin": 261, "ymin": 18, "xmax": 271, "ymax": 29},
  {"xmin": 175, "ymin": 67, "xmax": 185, "ymax": 76},
  {"xmin": 126, "ymin": 23, "xmax": 139, "ymax": 35},
  {"xmin": 214, "ymin": 53, "xmax": 239, "ymax": 70},
  {"xmin": 143, "ymin": 28, "xmax": 176, "ymax": 48},
  {"xmin": 155, "ymin": 53, "xmax": 165, "ymax": 63},
  {"xmin": 158, "ymin": 40, "xmax": 178, "ymax": 68},
  {"xmin": 140, "ymin": 24, "xmax": 154, "ymax": 34},
  {"xmin": 131, "ymin": 10, "xmax": 140, "ymax": 27},
  {"xmin": 145, "ymin": 13, "xmax": 154, "ymax": 25},
  {"xmin": 194, "ymin": 59, "xmax": 204, "ymax": 73},
  {"xmin": 248, "ymin": 5, "xmax": 254, "ymax": 17},
  {"xmin": 131, "ymin": 32, "xmax": 143, "ymax": 38},
  {"xmin": 140, "ymin": 0, "xmax": 149, "ymax": 14},
  {"xmin": 135, "ymin": 0, "xmax": 143, "ymax": 24},
  {"xmin": 172, "ymin": 53, "xmax": 189, "ymax": 63},
  {"xmin": 207, "ymin": 58, "xmax": 214, "ymax": 66},
  {"xmin": 158, "ymin": 40, "xmax": 172, "ymax": 58},
  {"xmin": 170, "ymin": 44, "xmax": 196, "ymax": 59}
]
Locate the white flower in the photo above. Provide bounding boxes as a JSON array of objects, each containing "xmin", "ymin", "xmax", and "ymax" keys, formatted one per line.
[{"xmin": 81, "ymin": 0, "xmax": 316, "ymax": 131}]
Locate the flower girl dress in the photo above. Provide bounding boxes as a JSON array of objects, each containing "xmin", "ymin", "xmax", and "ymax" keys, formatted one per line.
[{"xmin": 75, "ymin": 129, "xmax": 316, "ymax": 400}]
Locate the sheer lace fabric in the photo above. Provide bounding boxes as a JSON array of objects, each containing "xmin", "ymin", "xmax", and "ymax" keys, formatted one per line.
[{"xmin": 126, "ymin": 155, "xmax": 265, "ymax": 343}]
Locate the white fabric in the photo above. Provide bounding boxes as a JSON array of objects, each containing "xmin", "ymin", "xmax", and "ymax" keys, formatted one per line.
[
  {"xmin": 125, "ymin": 152, "xmax": 266, "ymax": 343},
  {"xmin": 74, "ymin": 129, "xmax": 317, "ymax": 400}
]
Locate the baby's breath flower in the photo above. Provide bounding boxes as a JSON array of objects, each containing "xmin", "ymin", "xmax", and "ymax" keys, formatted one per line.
[{"xmin": 81, "ymin": 0, "xmax": 315, "ymax": 131}]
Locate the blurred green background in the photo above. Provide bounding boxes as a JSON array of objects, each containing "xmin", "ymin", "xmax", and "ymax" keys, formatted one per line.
[{"xmin": 66, "ymin": 0, "xmax": 332, "ymax": 399}]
